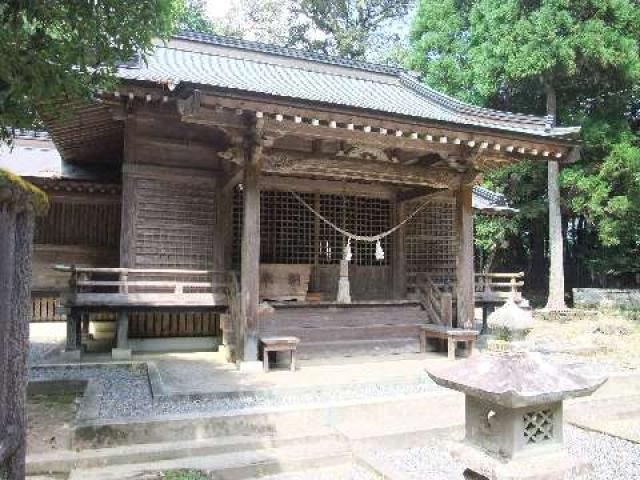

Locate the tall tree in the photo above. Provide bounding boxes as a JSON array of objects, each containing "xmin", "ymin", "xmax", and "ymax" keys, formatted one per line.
[
  {"xmin": 176, "ymin": 0, "xmax": 217, "ymax": 34},
  {"xmin": 0, "ymin": 0, "xmax": 180, "ymax": 142},
  {"xmin": 411, "ymin": 0, "xmax": 640, "ymax": 304},
  {"xmin": 288, "ymin": 0, "xmax": 411, "ymax": 60}
]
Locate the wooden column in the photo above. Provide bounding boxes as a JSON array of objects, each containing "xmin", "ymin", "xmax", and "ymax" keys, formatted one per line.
[
  {"xmin": 216, "ymin": 188, "xmax": 235, "ymax": 355},
  {"xmin": 120, "ymin": 117, "xmax": 137, "ymax": 268},
  {"xmin": 392, "ymin": 198, "xmax": 407, "ymax": 299},
  {"xmin": 240, "ymin": 143, "xmax": 262, "ymax": 363},
  {"xmin": 456, "ymin": 184, "xmax": 474, "ymax": 329}
]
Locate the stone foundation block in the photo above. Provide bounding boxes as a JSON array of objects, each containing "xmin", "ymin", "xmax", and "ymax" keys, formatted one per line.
[
  {"xmin": 61, "ymin": 349, "xmax": 82, "ymax": 361},
  {"xmin": 111, "ymin": 348, "xmax": 132, "ymax": 361},
  {"xmin": 237, "ymin": 360, "xmax": 263, "ymax": 374},
  {"xmin": 452, "ymin": 442, "xmax": 591, "ymax": 480}
]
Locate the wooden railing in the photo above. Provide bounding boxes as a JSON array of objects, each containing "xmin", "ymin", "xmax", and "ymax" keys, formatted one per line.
[
  {"xmin": 475, "ymin": 272, "xmax": 524, "ymax": 302},
  {"xmin": 415, "ymin": 273, "xmax": 453, "ymax": 327},
  {"xmin": 54, "ymin": 265, "xmax": 228, "ymax": 307}
]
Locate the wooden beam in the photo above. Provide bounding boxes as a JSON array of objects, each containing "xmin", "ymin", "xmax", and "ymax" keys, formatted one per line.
[
  {"xmin": 456, "ymin": 184, "xmax": 474, "ymax": 329},
  {"xmin": 261, "ymin": 151, "xmax": 460, "ymax": 189},
  {"xmin": 260, "ymin": 175, "xmax": 395, "ymax": 199},
  {"xmin": 197, "ymin": 92, "xmax": 576, "ymax": 153},
  {"xmin": 263, "ymin": 118, "xmax": 466, "ymax": 154},
  {"xmin": 396, "ymin": 187, "xmax": 439, "ymax": 203}
]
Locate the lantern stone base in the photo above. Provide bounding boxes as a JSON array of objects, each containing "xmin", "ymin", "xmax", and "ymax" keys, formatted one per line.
[{"xmin": 451, "ymin": 442, "xmax": 591, "ymax": 480}]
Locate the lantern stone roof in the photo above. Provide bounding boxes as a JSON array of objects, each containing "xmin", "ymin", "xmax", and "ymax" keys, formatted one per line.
[
  {"xmin": 427, "ymin": 351, "xmax": 606, "ymax": 408},
  {"xmin": 118, "ymin": 31, "xmax": 579, "ymax": 140}
]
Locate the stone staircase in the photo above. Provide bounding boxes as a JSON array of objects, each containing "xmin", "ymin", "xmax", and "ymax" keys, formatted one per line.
[
  {"xmin": 29, "ymin": 430, "xmax": 353, "ymax": 479},
  {"xmin": 260, "ymin": 302, "xmax": 427, "ymax": 360},
  {"xmin": 26, "ymin": 386, "xmax": 464, "ymax": 479}
]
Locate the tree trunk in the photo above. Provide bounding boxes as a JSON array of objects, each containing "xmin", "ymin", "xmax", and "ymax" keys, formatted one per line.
[{"xmin": 544, "ymin": 84, "xmax": 567, "ymax": 310}]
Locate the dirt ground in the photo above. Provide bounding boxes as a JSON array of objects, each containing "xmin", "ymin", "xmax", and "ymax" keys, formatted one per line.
[
  {"xmin": 528, "ymin": 309, "xmax": 640, "ymax": 371},
  {"xmin": 27, "ymin": 392, "xmax": 78, "ymax": 454}
]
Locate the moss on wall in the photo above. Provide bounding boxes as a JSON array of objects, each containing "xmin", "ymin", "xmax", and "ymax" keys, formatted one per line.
[{"xmin": 0, "ymin": 168, "xmax": 48, "ymax": 215}]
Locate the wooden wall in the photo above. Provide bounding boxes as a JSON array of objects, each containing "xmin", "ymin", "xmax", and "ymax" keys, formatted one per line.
[
  {"xmin": 118, "ymin": 115, "xmax": 225, "ymax": 338},
  {"xmin": 120, "ymin": 114, "xmax": 224, "ymax": 271},
  {"xmin": 32, "ymin": 193, "xmax": 121, "ymax": 291}
]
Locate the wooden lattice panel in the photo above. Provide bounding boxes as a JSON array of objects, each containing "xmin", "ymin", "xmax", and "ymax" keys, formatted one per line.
[
  {"xmin": 260, "ymin": 190, "xmax": 315, "ymax": 264},
  {"xmin": 134, "ymin": 178, "xmax": 216, "ymax": 269},
  {"xmin": 405, "ymin": 196, "xmax": 457, "ymax": 287},
  {"xmin": 233, "ymin": 188, "xmax": 391, "ymax": 266},
  {"xmin": 318, "ymin": 194, "xmax": 391, "ymax": 266},
  {"xmin": 35, "ymin": 199, "xmax": 121, "ymax": 248}
]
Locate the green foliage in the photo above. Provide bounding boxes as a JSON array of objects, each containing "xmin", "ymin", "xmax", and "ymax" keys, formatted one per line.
[
  {"xmin": 175, "ymin": 0, "xmax": 217, "ymax": 34},
  {"xmin": 289, "ymin": 0, "xmax": 411, "ymax": 60},
  {"xmin": 0, "ymin": 0, "xmax": 180, "ymax": 141},
  {"xmin": 410, "ymin": 0, "xmax": 640, "ymax": 283},
  {"xmin": 409, "ymin": 0, "xmax": 475, "ymax": 101}
]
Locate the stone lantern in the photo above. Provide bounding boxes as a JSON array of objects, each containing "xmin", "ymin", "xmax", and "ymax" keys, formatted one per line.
[{"xmin": 426, "ymin": 300, "xmax": 607, "ymax": 480}]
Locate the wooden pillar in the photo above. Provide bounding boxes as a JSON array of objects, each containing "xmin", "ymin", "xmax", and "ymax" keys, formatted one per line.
[
  {"xmin": 216, "ymin": 188, "xmax": 235, "ymax": 356},
  {"xmin": 240, "ymin": 147, "xmax": 261, "ymax": 363},
  {"xmin": 311, "ymin": 193, "xmax": 321, "ymax": 292},
  {"xmin": 392, "ymin": 198, "xmax": 407, "ymax": 299},
  {"xmin": 120, "ymin": 117, "xmax": 137, "ymax": 268},
  {"xmin": 456, "ymin": 184, "xmax": 474, "ymax": 329},
  {"xmin": 65, "ymin": 309, "xmax": 81, "ymax": 352}
]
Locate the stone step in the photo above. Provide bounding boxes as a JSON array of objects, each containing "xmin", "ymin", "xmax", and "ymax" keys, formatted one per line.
[
  {"xmin": 297, "ymin": 338, "xmax": 421, "ymax": 360},
  {"xmin": 264, "ymin": 306, "xmax": 426, "ymax": 328},
  {"xmin": 260, "ymin": 324, "xmax": 423, "ymax": 343},
  {"xmin": 71, "ymin": 390, "xmax": 456, "ymax": 450},
  {"xmin": 27, "ymin": 429, "xmax": 341, "ymax": 475},
  {"xmin": 66, "ymin": 439, "xmax": 351, "ymax": 480}
]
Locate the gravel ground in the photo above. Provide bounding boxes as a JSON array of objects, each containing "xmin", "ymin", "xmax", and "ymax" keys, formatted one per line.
[
  {"xmin": 565, "ymin": 426, "xmax": 640, "ymax": 479},
  {"xmin": 372, "ymin": 426, "xmax": 640, "ymax": 480},
  {"xmin": 29, "ymin": 364, "xmax": 438, "ymax": 420}
]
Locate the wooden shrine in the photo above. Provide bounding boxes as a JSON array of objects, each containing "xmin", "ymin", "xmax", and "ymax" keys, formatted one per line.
[{"xmin": 18, "ymin": 33, "xmax": 579, "ymax": 366}]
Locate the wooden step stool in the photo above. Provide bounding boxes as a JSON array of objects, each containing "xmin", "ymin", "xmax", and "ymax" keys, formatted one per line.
[{"xmin": 260, "ymin": 336, "xmax": 300, "ymax": 372}]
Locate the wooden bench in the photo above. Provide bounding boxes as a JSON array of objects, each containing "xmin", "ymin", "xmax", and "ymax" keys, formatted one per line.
[
  {"xmin": 260, "ymin": 336, "xmax": 300, "ymax": 372},
  {"xmin": 420, "ymin": 325, "xmax": 479, "ymax": 360}
]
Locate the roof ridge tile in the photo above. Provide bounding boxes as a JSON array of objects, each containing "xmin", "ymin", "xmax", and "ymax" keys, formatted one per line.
[{"xmin": 175, "ymin": 31, "xmax": 406, "ymax": 76}]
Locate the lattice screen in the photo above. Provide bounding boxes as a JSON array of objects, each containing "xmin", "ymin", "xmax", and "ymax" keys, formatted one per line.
[
  {"xmin": 405, "ymin": 197, "xmax": 457, "ymax": 287},
  {"xmin": 35, "ymin": 199, "xmax": 121, "ymax": 248},
  {"xmin": 233, "ymin": 188, "xmax": 391, "ymax": 266},
  {"xmin": 135, "ymin": 178, "xmax": 216, "ymax": 269},
  {"xmin": 260, "ymin": 190, "xmax": 315, "ymax": 264},
  {"xmin": 318, "ymin": 194, "xmax": 391, "ymax": 266}
]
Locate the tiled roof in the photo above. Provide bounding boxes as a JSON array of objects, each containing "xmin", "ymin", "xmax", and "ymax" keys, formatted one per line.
[
  {"xmin": 117, "ymin": 32, "xmax": 579, "ymax": 139},
  {"xmin": 472, "ymin": 186, "xmax": 517, "ymax": 214}
]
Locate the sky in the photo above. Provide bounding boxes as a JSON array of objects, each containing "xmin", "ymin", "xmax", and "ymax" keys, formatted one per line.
[{"xmin": 205, "ymin": 0, "xmax": 236, "ymax": 20}]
